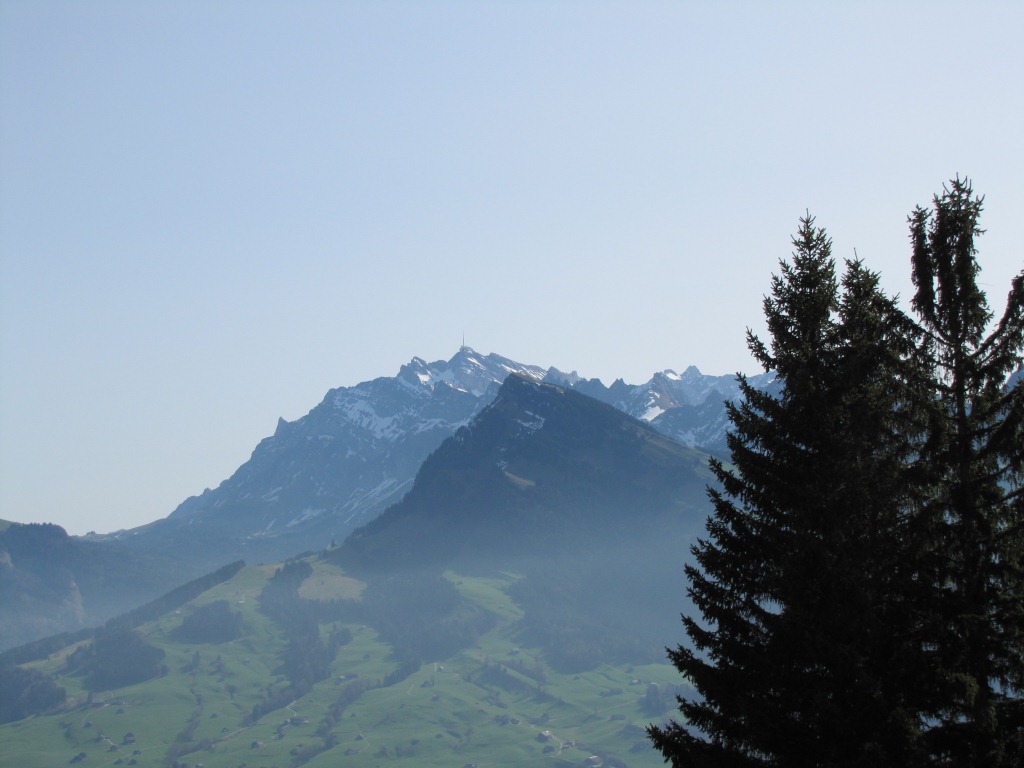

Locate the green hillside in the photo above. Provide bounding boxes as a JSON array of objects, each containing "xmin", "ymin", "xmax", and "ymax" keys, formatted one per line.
[{"xmin": 0, "ymin": 557, "xmax": 689, "ymax": 767}]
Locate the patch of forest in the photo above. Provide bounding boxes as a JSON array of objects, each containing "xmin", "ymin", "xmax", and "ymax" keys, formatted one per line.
[
  {"xmin": 0, "ymin": 560, "xmax": 244, "ymax": 724},
  {"xmin": 64, "ymin": 626, "xmax": 166, "ymax": 690}
]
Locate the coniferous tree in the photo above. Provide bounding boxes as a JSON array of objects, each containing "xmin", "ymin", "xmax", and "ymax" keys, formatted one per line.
[
  {"xmin": 649, "ymin": 215, "xmax": 934, "ymax": 766},
  {"xmin": 908, "ymin": 177, "xmax": 1024, "ymax": 766}
]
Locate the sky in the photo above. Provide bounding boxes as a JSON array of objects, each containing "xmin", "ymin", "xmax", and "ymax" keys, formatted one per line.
[{"xmin": 1, "ymin": 1, "xmax": 1022, "ymax": 536}]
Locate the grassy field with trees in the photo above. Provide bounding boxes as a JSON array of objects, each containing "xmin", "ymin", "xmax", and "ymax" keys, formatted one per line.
[{"xmin": 0, "ymin": 559, "xmax": 687, "ymax": 767}]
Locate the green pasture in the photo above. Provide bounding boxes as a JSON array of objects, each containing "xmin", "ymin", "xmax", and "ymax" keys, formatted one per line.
[{"xmin": 1, "ymin": 563, "xmax": 685, "ymax": 767}]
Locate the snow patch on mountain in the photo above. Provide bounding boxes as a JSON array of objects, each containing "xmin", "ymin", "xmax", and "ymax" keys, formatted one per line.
[
  {"xmin": 643, "ymin": 405, "xmax": 665, "ymax": 421},
  {"xmin": 287, "ymin": 508, "xmax": 325, "ymax": 527},
  {"xmin": 516, "ymin": 410, "xmax": 546, "ymax": 434},
  {"xmin": 335, "ymin": 394, "xmax": 399, "ymax": 440},
  {"xmin": 338, "ymin": 477, "xmax": 412, "ymax": 524}
]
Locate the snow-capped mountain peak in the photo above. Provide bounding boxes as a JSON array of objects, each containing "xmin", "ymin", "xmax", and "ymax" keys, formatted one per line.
[
  {"xmin": 396, "ymin": 347, "xmax": 545, "ymax": 397},
  {"xmin": 146, "ymin": 348, "xmax": 777, "ymax": 576}
]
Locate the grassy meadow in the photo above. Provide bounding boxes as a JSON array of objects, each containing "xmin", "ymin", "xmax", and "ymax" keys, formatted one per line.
[{"xmin": 1, "ymin": 558, "xmax": 687, "ymax": 767}]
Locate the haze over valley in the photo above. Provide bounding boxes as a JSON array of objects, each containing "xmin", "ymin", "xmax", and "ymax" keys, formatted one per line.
[{"xmin": 2, "ymin": 3, "xmax": 1022, "ymax": 767}]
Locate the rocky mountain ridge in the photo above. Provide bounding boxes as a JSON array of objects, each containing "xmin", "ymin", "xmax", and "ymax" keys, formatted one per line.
[
  {"xmin": 109, "ymin": 347, "xmax": 773, "ymax": 573},
  {"xmin": 2, "ymin": 349, "xmax": 768, "ymax": 652}
]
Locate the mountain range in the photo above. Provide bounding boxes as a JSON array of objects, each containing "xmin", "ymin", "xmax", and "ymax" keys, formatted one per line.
[
  {"xmin": 1, "ymin": 365, "xmax": 715, "ymax": 767},
  {"xmin": 1, "ymin": 347, "xmax": 772, "ymax": 651},
  {"xmin": 3, "ymin": 348, "xmax": 1018, "ymax": 765},
  {"xmin": 111, "ymin": 347, "xmax": 773, "ymax": 570}
]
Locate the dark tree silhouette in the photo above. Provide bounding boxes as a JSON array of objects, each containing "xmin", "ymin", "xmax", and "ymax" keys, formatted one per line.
[
  {"xmin": 651, "ymin": 182, "xmax": 1024, "ymax": 766},
  {"xmin": 909, "ymin": 177, "xmax": 1024, "ymax": 766},
  {"xmin": 650, "ymin": 214, "xmax": 937, "ymax": 766}
]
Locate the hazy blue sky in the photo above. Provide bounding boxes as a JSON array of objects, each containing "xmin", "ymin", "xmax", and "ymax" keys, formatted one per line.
[{"xmin": 2, "ymin": 1, "xmax": 1022, "ymax": 535}]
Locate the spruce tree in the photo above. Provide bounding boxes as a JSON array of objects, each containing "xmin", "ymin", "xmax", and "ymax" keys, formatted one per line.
[
  {"xmin": 649, "ymin": 215, "xmax": 934, "ymax": 766},
  {"xmin": 908, "ymin": 177, "xmax": 1024, "ymax": 766}
]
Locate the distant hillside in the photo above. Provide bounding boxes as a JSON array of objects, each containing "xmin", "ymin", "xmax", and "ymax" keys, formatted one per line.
[{"xmin": 0, "ymin": 523, "xmax": 180, "ymax": 651}]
